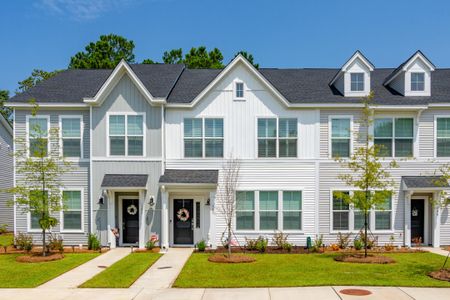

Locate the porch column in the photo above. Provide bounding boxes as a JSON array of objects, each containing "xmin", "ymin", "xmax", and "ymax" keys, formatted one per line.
[
  {"xmin": 404, "ymin": 191, "xmax": 412, "ymax": 247},
  {"xmin": 107, "ymin": 190, "xmax": 116, "ymax": 248},
  {"xmin": 432, "ymin": 192, "xmax": 441, "ymax": 248},
  {"xmin": 161, "ymin": 187, "xmax": 169, "ymax": 251},
  {"xmin": 139, "ymin": 190, "xmax": 146, "ymax": 249},
  {"xmin": 208, "ymin": 191, "xmax": 217, "ymax": 249}
]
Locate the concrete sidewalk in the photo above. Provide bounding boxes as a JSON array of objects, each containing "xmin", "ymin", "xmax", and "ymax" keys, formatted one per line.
[
  {"xmin": 422, "ymin": 246, "xmax": 450, "ymax": 257},
  {"xmin": 1, "ymin": 286, "xmax": 450, "ymax": 300},
  {"xmin": 132, "ymin": 247, "xmax": 193, "ymax": 289},
  {"xmin": 38, "ymin": 247, "xmax": 130, "ymax": 289}
]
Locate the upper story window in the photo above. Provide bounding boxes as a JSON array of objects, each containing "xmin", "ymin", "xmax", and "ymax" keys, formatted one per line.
[
  {"xmin": 411, "ymin": 72, "xmax": 425, "ymax": 91},
  {"xmin": 436, "ymin": 117, "xmax": 450, "ymax": 157},
  {"xmin": 184, "ymin": 118, "xmax": 223, "ymax": 158},
  {"xmin": 28, "ymin": 116, "xmax": 49, "ymax": 157},
  {"xmin": 108, "ymin": 114, "xmax": 144, "ymax": 156},
  {"xmin": 374, "ymin": 118, "xmax": 413, "ymax": 157},
  {"xmin": 61, "ymin": 116, "xmax": 82, "ymax": 158},
  {"xmin": 350, "ymin": 73, "xmax": 364, "ymax": 91},
  {"xmin": 235, "ymin": 82, "xmax": 244, "ymax": 99},
  {"xmin": 331, "ymin": 117, "xmax": 351, "ymax": 158},
  {"xmin": 257, "ymin": 118, "xmax": 297, "ymax": 158}
]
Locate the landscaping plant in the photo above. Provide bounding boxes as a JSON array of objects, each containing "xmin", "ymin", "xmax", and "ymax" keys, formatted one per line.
[
  {"xmin": 336, "ymin": 93, "xmax": 398, "ymax": 257},
  {"xmin": 311, "ymin": 234, "xmax": 323, "ymax": 253},
  {"xmin": 14, "ymin": 232, "xmax": 33, "ymax": 252},
  {"xmin": 282, "ymin": 242, "xmax": 293, "ymax": 252},
  {"xmin": 88, "ymin": 233, "xmax": 101, "ymax": 251},
  {"xmin": 244, "ymin": 237, "xmax": 258, "ymax": 251},
  {"xmin": 255, "ymin": 236, "xmax": 268, "ymax": 253},
  {"xmin": 272, "ymin": 231, "xmax": 288, "ymax": 249},
  {"xmin": 47, "ymin": 234, "xmax": 64, "ymax": 253},
  {"xmin": 145, "ymin": 235, "xmax": 159, "ymax": 250},
  {"xmin": 196, "ymin": 240, "xmax": 206, "ymax": 252},
  {"xmin": 0, "ymin": 224, "xmax": 8, "ymax": 234},
  {"xmin": 336, "ymin": 232, "xmax": 351, "ymax": 249},
  {"xmin": 354, "ymin": 238, "xmax": 363, "ymax": 250}
]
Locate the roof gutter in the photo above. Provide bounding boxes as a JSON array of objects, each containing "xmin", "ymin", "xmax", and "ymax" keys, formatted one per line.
[{"xmin": 5, "ymin": 102, "xmax": 90, "ymax": 108}]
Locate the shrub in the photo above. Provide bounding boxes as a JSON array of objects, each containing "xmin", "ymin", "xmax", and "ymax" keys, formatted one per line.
[
  {"xmin": 354, "ymin": 238, "xmax": 363, "ymax": 250},
  {"xmin": 311, "ymin": 234, "xmax": 323, "ymax": 253},
  {"xmin": 336, "ymin": 232, "xmax": 351, "ymax": 249},
  {"xmin": 384, "ymin": 235, "xmax": 395, "ymax": 251},
  {"xmin": 245, "ymin": 237, "xmax": 258, "ymax": 251},
  {"xmin": 14, "ymin": 232, "xmax": 33, "ymax": 252},
  {"xmin": 196, "ymin": 240, "xmax": 207, "ymax": 252},
  {"xmin": 272, "ymin": 231, "xmax": 288, "ymax": 249},
  {"xmin": 282, "ymin": 242, "xmax": 293, "ymax": 252},
  {"xmin": 359, "ymin": 230, "xmax": 378, "ymax": 249},
  {"xmin": 88, "ymin": 233, "xmax": 101, "ymax": 251},
  {"xmin": 48, "ymin": 234, "xmax": 64, "ymax": 253},
  {"xmin": 146, "ymin": 240, "xmax": 156, "ymax": 250},
  {"xmin": 330, "ymin": 243, "xmax": 340, "ymax": 251},
  {"xmin": 0, "ymin": 224, "xmax": 8, "ymax": 234},
  {"xmin": 255, "ymin": 236, "xmax": 268, "ymax": 253}
]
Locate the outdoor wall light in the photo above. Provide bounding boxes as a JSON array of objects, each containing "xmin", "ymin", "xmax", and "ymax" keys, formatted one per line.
[
  {"xmin": 98, "ymin": 196, "xmax": 104, "ymax": 205},
  {"xmin": 206, "ymin": 198, "xmax": 211, "ymax": 206},
  {"xmin": 149, "ymin": 196, "xmax": 155, "ymax": 206}
]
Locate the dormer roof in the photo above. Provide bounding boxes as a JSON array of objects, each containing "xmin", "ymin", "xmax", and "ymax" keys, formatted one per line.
[
  {"xmin": 384, "ymin": 50, "xmax": 435, "ymax": 86},
  {"xmin": 329, "ymin": 50, "xmax": 375, "ymax": 86}
]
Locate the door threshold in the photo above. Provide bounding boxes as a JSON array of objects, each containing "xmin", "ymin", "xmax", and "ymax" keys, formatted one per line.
[{"xmin": 171, "ymin": 244, "xmax": 195, "ymax": 248}]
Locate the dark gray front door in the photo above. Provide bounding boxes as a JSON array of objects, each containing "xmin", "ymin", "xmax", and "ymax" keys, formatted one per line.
[
  {"xmin": 173, "ymin": 199, "xmax": 194, "ymax": 244},
  {"xmin": 122, "ymin": 199, "xmax": 139, "ymax": 244},
  {"xmin": 411, "ymin": 199, "xmax": 425, "ymax": 244}
]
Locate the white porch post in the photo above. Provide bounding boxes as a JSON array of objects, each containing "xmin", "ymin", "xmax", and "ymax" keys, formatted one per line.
[
  {"xmin": 432, "ymin": 192, "xmax": 441, "ymax": 248},
  {"xmin": 161, "ymin": 187, "xmax": 169, "ymax": 251},
  {"xmin": 139, "ymin": 189, "xmax": 146, "ymax": 249},
  {"xmin": 208, "ymin": 191, "xmax": 217, "ymax": 249},
  {"xmin": 107, "ymin": 190, "xmax": 116, "ymax": 248},
  {"xmin": 404, "ymin": 191, "xmax": 412, "ymax": 247}
]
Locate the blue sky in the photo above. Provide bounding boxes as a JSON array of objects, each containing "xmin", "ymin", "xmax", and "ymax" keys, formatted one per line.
[{"xmin": 1, "ymin": 0, "xmax": 450, "ymax": 94}]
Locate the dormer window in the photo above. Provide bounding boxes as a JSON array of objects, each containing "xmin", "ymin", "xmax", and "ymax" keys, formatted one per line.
[
  {"xmin": 350, "ymin": 73, "xmax": 364, "ymax": 91},
  {"xmin": 411, "ymin": 72, "xmax": 425, "ymax": 91},
  {"xmin": 235, "ymin": 81, "xmax": 244, "ymax": 99}
]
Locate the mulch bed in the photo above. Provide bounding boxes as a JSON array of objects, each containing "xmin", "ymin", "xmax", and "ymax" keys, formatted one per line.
[
  {"xmin": 1, "ymin": 246, "xmax": 109, "ymax": 254},
  {"xmin": 204, "ymin": 246, "xmax": 322, "ymax": 254},
  {"xmin": 16, "ymin": 252, "xmax": 64, "ymax": 263},
  {"xmin": 208, "ymin": 254, "xmax": 256, "ymax": 263},
  {"xmin": 334, "ymin": 254, "xmax": 396, "ymax": 264},
  {"xmin": 429, "ymin": 269, "xmax": 450, "ymax": 282}
]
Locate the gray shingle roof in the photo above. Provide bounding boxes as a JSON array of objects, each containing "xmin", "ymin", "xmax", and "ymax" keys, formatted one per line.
[
  {"xmin": 402, "ymin": 176, "xmax": 449, "ymax": 189},
  {"xmin": 8, "ymin": 61, "xmax": 450, "ymax": 106},
  {"xmin": 159, "ymin": 169, "xmax": 218, "ymax": 184},
  {"xmin": 101, "ymin": 174, "xmax": 148, "ymax": 187}
]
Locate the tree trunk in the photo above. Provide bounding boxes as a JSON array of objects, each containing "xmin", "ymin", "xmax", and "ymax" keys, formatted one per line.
[
  {"xmin": 364, "ymin": 211, "xmax": 368, "ymax": 258},
  {"xmin": 42, "ymin": 228, "xmax": 46, "ymax": 257},
  {"xmin": 227, "ymin": 222, "xmax": 232, "ymax": 258}
]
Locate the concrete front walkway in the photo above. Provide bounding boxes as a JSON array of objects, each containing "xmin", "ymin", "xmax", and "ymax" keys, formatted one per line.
[
  {"xmin": 132, "ymin": 247, "xmax": 194, "ymax": 289},
  {"xmin": 422, "ymin": 246, "xmax": 450, "ymax": 257},
  {"xmin": 38, "ymin": 247, "xmax": 130, "ymax": 289}
]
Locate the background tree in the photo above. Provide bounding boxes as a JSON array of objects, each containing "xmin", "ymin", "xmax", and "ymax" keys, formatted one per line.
[
  {"xmin": 142, "ymin": 58, "xmax": 156, "ymax": 64},
  {"xmin": 234, "ymin": 51, "xmax": 259, "ymax": 68},
  {"xmin": 162, "ymin": 46, "xmax": 224, "ymax": 69},
  {"xmin": 6, "ymin": 102, "xmax": 72, "ymax": 256},
  {"xmin": 337, "ymin": 93, "xmax": 398, "ymax": 257},
  {"xmin": 162, "ymin": 48, "xmax": 183, "ymax": 64},
  {"xmin": 0, "ymin": 90, "xmax": 12, "ymax": 121},
  {"xmin": 218, "ymin": 158, "xmax": 240, "ymax": 258},
  {"xmin": 69, "ymin": 34, "xmax": 135, "ymax": 69},
  {"xmin": 17, "ymin": 69, "xmax": 61, "ymax": 93}
]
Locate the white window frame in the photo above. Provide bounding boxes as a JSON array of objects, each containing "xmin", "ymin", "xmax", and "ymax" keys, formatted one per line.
[
  {"xmin": 281, "ymin": 190, "xmax": 303, "ymax": 232},
  {"xmin": 410, "ymin": 72, "xmax": 425, "ymax": 92},
  {"xmin": 329, "ymin": 189, "xmax": 394, "ymax": 234},
  {"xmin": 26, "ymin": 115, "xmax": 50, "ymax": 158},
  {"xmin": 60, "ymin": 188, "xmax": 84, "ymax": 233},
  {"xmin": 234, "ymin": 189, "xmax": 304, "ymax": 233},
  {"xmin": 259, "ymin": 190, "xmax": 279, "ymax": 231},
  {"xmin": 350, "ymin": 72, "xmax": 365, "ymax": 92},
  {"xmin": 373, "ymin": 116, "xmax": 415, "ymax": 158},
  {"xmin": 328, "ymin": 115, "xmax": 353, "ymax": 158},
  {"xmin": 106, "ymin": 112, "xmax": 146, "ymax": 157},
  {"xmin": 256, "ymin": 117, "xmax": 298, "ymax": 159},
  {"xmin": 434, "ymin": 115, "xmax": 450, "ymax": 158},
  {"xmin": 235, "ymin": 190, "xmax": 256, "ymax": 231},
  {"xmin": 59, "ymin": 115, "xmax": 83, "ymax": 159},
  {"xmin": 182, "ymin": 117, "xmax": 224, "ymax": 158},
  {"xmin": 234, "ymin": 80, "xmax": 245, "ymax": 100}
]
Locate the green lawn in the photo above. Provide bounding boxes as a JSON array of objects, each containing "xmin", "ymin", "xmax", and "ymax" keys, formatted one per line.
[
  {"xmin": 0, "ymin": 234, "xmax": 13, "ymax": 246},
  {"xmin": 0, "ymin": 253, "xmax": 100, "ymax": 288},
  {"xmin": 80, "ymin": 252, "xmax": 161, "ymax": 288},
  {"xmin": 174, "ymin": 252, "xmax": 450, "ymax": 288}
]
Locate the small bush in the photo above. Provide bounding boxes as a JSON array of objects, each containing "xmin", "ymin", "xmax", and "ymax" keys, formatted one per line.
[
  {"xmin": 15, "ymin": 232, "xmax": 33, "ymax": 252},
  {"xmin": 0, "ymin": 224, "xmax": 8, "ymax": 234},
  {"xmin": 196, "ymin": 240, "xmax": 207, "ymax": 252},
  {"xmin": 88, "ymin": 233, "xmax": 101, "ymax": 251},
  {"xmin": 336, "ymin": 232, "xmax": 351, "ymax": 249},
  {"xmin": 311, "ymin": 234, "xmax": 323, "ymax": 253},
  {"xmin": 146, "ymin": 234, "xmax": 159, "ymax": 250},
  {"xmin": 330, "ymin": 243, "xmax": 340, "ymax": 251},
  {"xmin": 255, "ymin": 236, "xmax": 268, "ymax": 253},
  {"xmin": 359, "ymin": 230, "xmax": 378, "ymax": 249},
  {"xmin": 384, "ymin": 235, "xmax": 395, "ymax": 251},
  {"xmin": 48, "ymin": 234, "xmax": 64, "ymax": 253},
  {"xmin": 245, "ymin": 237, "xmax": 258, "ymax": 251},
  {"xmin": 354, "ymin": 238, "xmax": 363, "ymax": 250},
  {"xmin": 282, "ymin": 242, "xmax": 293, "ymax": 252},
  {"xmin": 272, "ymin": 231, "xmax": 288, "ymax": 249}
]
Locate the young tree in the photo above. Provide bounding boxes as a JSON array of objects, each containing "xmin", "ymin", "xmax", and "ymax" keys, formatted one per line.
[
  {"xmin": 218, "ymin": 158, "xmax": 240, "ymax": 258},
  {"xmin": 7, "ymin": 102, "xmax": 72, "ymax": 256},
  {"xmin": 337, "ymin": 93, "xmax": 398, "ymax": 257}
]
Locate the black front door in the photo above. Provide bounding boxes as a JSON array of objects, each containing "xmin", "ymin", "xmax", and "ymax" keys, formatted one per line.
[
  {"xmin": 173, "ymin": 199, "xmax": 194, "ymax": 245},
  {"xmin": 411, "ymin": 199, "xmax": 425, "ymax": 244},
  {"xmin": 122, "ymin": 199, "xmax": 139, "ymax": 244}
]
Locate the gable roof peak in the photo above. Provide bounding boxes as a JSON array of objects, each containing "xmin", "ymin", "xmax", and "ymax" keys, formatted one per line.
[{"xmin": 329, "ymin": 50, "xmax": 375, "ymax": 86}]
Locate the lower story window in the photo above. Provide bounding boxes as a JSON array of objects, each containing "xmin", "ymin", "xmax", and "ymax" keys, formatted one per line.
[
  {"xmin": 375, "ymin": 192, "xmax": 392, "ymax": 230},
  {"xmin": 332, "ymin": 191, "xmax": 349, "ymax": 231},
  {"xmin": 236, "ymin": 191, "xmax": 255, "ymax": 230},
  {"xmin": 62, "ymin": 190, "xmax": 82, "ymax": 231},
  {"xmin": 30, "ymin": 211, "xmax": 41, "ymax": 230},
  {"xmin": 259, "ymin": 191, "xmax": 278, "ymax": 230},
  {"xmin": 283, "ymin": 191, "xmax": 302, "ymax": 230}
]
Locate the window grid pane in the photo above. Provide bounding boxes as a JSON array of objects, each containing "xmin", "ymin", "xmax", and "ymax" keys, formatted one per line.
[
  {"xmin": 62, "ymin": 118, "xmax": 81, "ymax": 138},
  {"xmin": 127, "ymin": 115, "xmax": 143, "ymax": 135},
  {"xmin": 109, "ymin": 115, "xmax": 125, "ymax": 135},
  {"xmin": 283, "ymin": 191, "xmax": 302, "ymax": 230},
  {"xmin": 350, "ymin": 73, "xmax": 364, "ymax": 91},
  {"xmin": 437, "ymin": 118, "xmax": 450, "ymax": 157},
  {"xmin": 236, "ymin": 191, "xmax": 255, "ymax": 230},
  {"xmin": 235, "ymin": 82, "xmax": 244, "ymax": 98},
  {"xmin": 411, "ymin": 72, "xmax": 425, "ymax": 91}
]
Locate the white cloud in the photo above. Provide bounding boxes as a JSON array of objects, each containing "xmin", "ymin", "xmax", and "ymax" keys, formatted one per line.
[{"xmin": 37, "ymin": 0, "xmax": 133, "ymax": 21}]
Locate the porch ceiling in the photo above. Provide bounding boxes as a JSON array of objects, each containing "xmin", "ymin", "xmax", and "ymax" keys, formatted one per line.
[{"xmin": 101, "ymin": 174, "xmax": 148, "ymax": 188}]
